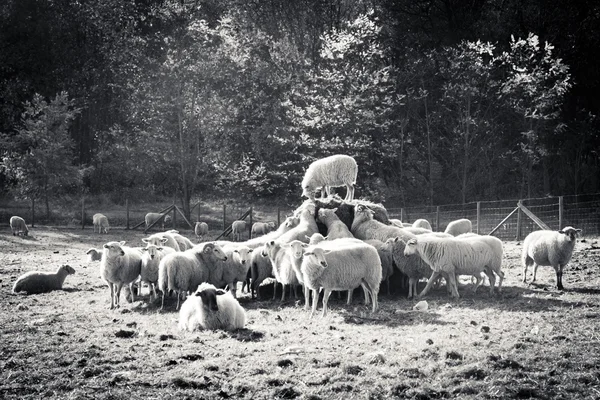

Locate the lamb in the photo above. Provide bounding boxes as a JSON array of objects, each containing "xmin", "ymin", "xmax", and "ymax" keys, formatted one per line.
[
  {"xmin": 165, "ymin": 230, "xmax": 195, "ymax": 251},
  {"xmin": 351, "ymin": 204, "xmax": 416, "ymax": 243},
  {"xmin": 142, "ymin": 232, "xmax": 181, "ymax": 252},
  {"xmin": 403, "ymin": 235, "xmax": 498, "ymax": 299},
  {"xmin": 413, "ymin": 219, "xmax": 433, "ymax": 230},
  {"xmin": 178, "ymin": 282, "xmax": 246, "ymax": 331},
  {"xmin": 251, "ymin": 221, "xmax": 276, "ymax": 238},
  {"xmin": 444, "ymin": 218, "xmax": 473, "ymax": 236},
  {"xmin": 92, "ymin": 213, "xmax": 110, "ymax": 234},
  {"xmin": 157, "ymin": 242, "xmax": 228, "ymax": 310},
  {"xmin": 195, "ymin": 222, "xmax": 209, "ymax": 242},
  {"xmin": 9, "ymin": 216, "xmax": 29, "ymax": 236},
  {"xmin": 100, "ymin": 241, "xmax": 143, "ymax": 309},
  {"xmin": 145, "ymin": 212, "xmax": 171, "ymax": 231},
  {"xmin": 300, "ymin": 238, "xmax": 382, "ymax": 317},
  {"xmin": 86, "ymin": 248, "xmax": 103, "ymax": 262},
  {"xmin": 249, "ymin": 247, "xmax": 274, "ymax": 299},
  {"xmin": 12, "ymin": 265, "xmax": 76, "ymax": 294},
  {"xmin": 316, "ymin": 208, "xmax": 354, "ymax": 239},
  {"xmin": 521, "ymin": 226, "xmax": 581, "ymax": 290},
  {"xmin": 140, "ymin": 244, "xmax": 176, "ymax": 300},
  {"xmin": 231, "ymin": 220, "xmax": 247, "ymax": 242},
  {"xmin": 210, "ymin": 243, "xmax": 253, "ymax": 298},
  {"xmin": 301, "ymin": 154, "xmax": 358, "ymax": 201}
]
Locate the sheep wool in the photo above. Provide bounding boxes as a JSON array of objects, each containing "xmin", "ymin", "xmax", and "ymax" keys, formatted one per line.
[
  {"xmin": 92, "ymin": 213, "xmax": 110, "ymax": 234},
  {"xmin": 412, "ymin": 219, "xmax": 433, "ymax": 231},
  {"xmin": 140, "ymin": 245, "xmax": 176, "ymax": 299},
  {"xmin": 179, "ymin": 283, "xmax": 246, "ymax": 331},
  {"xmin": 232, "ymin": 220, "xmax": 247, "ymax": 242},
  {"xmin": 351, "ymin": 204, "xmax": 416, "ymax": 243},
  {"xmin": 317, "ymin": 208, "xmax": 354, "ymax": 239},
  {"xmin": 100, "ymin": 241, "xmax": 143, "ymax": 309},
  {"xmin": 195, "ymin": 222, "xmax": 209, "ymax": 241},
  {"xmin": 301, "ymin": 154, "xmax": 358, "ymax": 201},
  {"xmin": 9, "ymin": 216, "xmax": 29, "ymax": 236},
  {"xmin": 382, "ymin": 237, "xmax": 434, "ymax": 299},
  {"xmin": 444, "ymin": 219, "xmax": 473, "ymax": 236},
  {"xmin": 12, "ymin": 265, "xmax": 76, "ymax": 294}
]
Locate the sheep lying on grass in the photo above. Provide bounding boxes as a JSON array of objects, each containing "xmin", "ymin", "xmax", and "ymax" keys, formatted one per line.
[
  {"xmin": 12, "ymin": 265, "xmax": 76, "ymax": 294},
  {"xmin": 9, "ymin": 216, "xmax": 29, "ymax": 236},
  {"xmin": 93, "ymin": 213, "xmax": 110, "ymax": 234},
  {"xmin": 100, "ymin": 241, "xmax": 143, "ymax": 309},
  {"xmin": 86, "ymin": 248, "xmax": 103, "ymax": 262},
  {"xmin": 301, "ymin": 154, "xmax": 358, "ymax": 201},
  {"xmin": 232, "ymin": 220, "xmax": 247, "ymax": 242},
  {"xmin": 195, "ymin": 222, "xmax": 209, "ymax": 242},
  {"xmin": 140, "ymin": 244, "xmax": 176, "ymax": 300},
  {"xmin": 522, "ymin": 226, "xmax": 581, "ymax": 290},
  {"xmin": 251, "ymin": 222, "xmax": 276, "ymax": 238},
  {"xmin": 444, "ymin": 218, "xmax": 473, "ymax": 236},
  {"xmin": 179, "ymin": 283, "xmax": 246, "ymax": 331}
]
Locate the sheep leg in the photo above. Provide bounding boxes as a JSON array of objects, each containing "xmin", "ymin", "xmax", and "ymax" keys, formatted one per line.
[
  {"xmin": 272, "ymin": 283, "xmax": 277, "ymax": 301},
  {"xmin": 446, "ymin": 272, "xmax": 460, "ymax": 299},
  {"xmin": 345, "ymin": 183, "xmax": 354, "ymax": 201},
  {"xmin": 483, "ymin": 268, "xmax": 496, "ymax": 295},
  {"xmin": 115, "ymin": 283, "xmax": 123, "ymax": 308},
  {"xmin": 321, "ymin": 289, "xmax": 333, "ymax": 317},
  {"xmin": 151, "ymin": 283, "xmax": 157, "ymax": 301},
  {"xmin": 346, "ymin": 289, "xmax": 353, "ymax": 305},
  {"xmin": 363, "ymin": 281, "xmax": 378, "ymax": 313},
  {"xmin": 361, "ymin": 284, "xmax": 370, "ymax": 305},
  {"xmin": 495, "ymin": 270, "xmax": 505, "ymax": 291},
  {"xmin": 176, "ymin": 291, "xmax": 182, "ymax": 311},
  {"xmin": 408, "ymin": 278, "xmax": 418, "ymax": 299},
  {"xmin": 556, "ymin": 264, "xmax": 564, "ymax": 290},
  {"xmin": 292, "ymin": 284, "xmax": 298, "ymax": 299},
  {"xmin": 532, "ymin": 262, "xmax": 539, "ymax": 282},
  {"xmin": 281, "ymin": 284, "xmax": 286, "ymax": 302},
  {"xmin": 129, "ymin": 282, "xmax": 136, "ymax": 303},
  {"xmin": 523, "ymin": 256, "xmax": 533, "ymax": 283},
  {"xmin": 230, "ymin": 281, "xmax": 237, "ymax": 299},
  {"xmin": 109, "ymin": 283, "xmax": 116, "ymax": 310},
  {"xmin": 310, "ymin": 289, "xmax": 319, "ymax": 318},
  {"xmin": 419, "ymin": 271, "xmax": 442, "ymax": 298},
  {"xmin": 303, "ymin": 285, "xmax": 310, "ymax": 310}
]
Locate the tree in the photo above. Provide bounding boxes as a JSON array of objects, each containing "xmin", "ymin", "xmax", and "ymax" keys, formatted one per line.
[{"xmin": 0, "ymin": 92, "xmax": 82, "ymax": 218}]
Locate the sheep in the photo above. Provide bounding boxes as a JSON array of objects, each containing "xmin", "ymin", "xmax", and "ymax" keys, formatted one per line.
[
  {"xmin": 249, "ymin": 247, "xmax": 274, "ymax": 299},
  {"xmin": 403, "ymin": 235, "xmax": 498, "ymax": 299},
  {"xmin": 100, "ymin": 241, "xmax": 143, "ymax": 309},
  {"xmin": 456, "ymin": 233, "xmax": 505, "ymax": 291},
  {"xmin": 145, "ymin": 212, "xmax": 171, "ymax": 231},
  {"xmin": 251, "ymin": 221, "xmax": 276, "ymax": 238},
  {"xmin": 165, "ymin": 230, "xmax": 195, "ymax": 251},
  {"xmin": 178, "ymin": 282, "xmax": 246, "ymax": 331},
  {"xmin": 308, "ymin": 233, "xmax": 328, "ymax": 244},
  {"xmin": 211, "ymin": 243, "xmax": 253, "ymax": 298},
  {"xmin": 351, "ymin": 204, "xmax": 416, "ymax": 243},
  {"xmin": 229, "ymin": 215, "xmax": 301, "ymax": 250},
  {"xmin": 404, "ymin": 227, "xmax": 434, "ymax": 235},
  {"xmin": 300, "ymin": 238, "xmax": 382, "ymax": 317},
  {"xmin": 308, "ymin": 196, "xmax": 390, "ymax": 236},
  {"xmin": 389, "ymin": 219, "xmax": 404, "ymax": 228},
  {"xmin": 275, "ymin": 205, "xmax": 319, "ymax": 245},
  {"xmin": 9, "ymin": 216, "xmax": 29, "ymax": 236},
  {"xmin": 364, "ymin": 239, "xmax": 394, "ymax": 295},
  {"xmin": 444, "ymin": 218, "xmax": 473, "ymax": 236},
  {"xmin": 262, "ymin": 240, "xmax": 302, "ymax": 302},
  {"xmin": 157, "ymin": 242, "xmax": 228, "ymax": 310},
  {"xmin": 142, "ymin": 232, "xmax": 181, "ymax": 252},
  {"xmin": 12, "ymin": 265, "xmax": 76, "ymax": 294},
  {"xmin": 413, "ymin": 219, "xmax": 433, "ymax": 230},
  {"xmin": 231, "ymin": 220, "xmax": 247, "ymax": 242},
  {"xmin": 92, "ymin": 213, "xmax": 110, "ymax": 234},
  {"xmin": 316, "ymin": 208, "xmax": 354, "ymax": 239},
  {"xmin": 195, "ymin": 222, "xmax": 209, "ymax": 242},
  {"xmin": 140, "ymin": 244, "xmax": 176, "ymax": 300},
  {"xmin": 86, "ymin": 248, "xmax": 103, "ymax": 262},
  {"xmin": 382, "ymin": 237, "xmax": 434, "ymax": 299},
  {"xmin": 521, "ymin": 226, "xmax": 581, "ymax": 290},
  {"xmin": 301, "ymin": 154, "xmax": 358, "ymax": 201}
]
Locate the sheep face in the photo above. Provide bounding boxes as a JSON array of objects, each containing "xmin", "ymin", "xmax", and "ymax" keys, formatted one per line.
[
  {"xmin": 60, "ymin": 265, "xmax": 76, "ymax": 275},
  {"xmin": 262, "ymin": 241, "xmax": 280, "ymax": 259},
  {"xmin": 559, "ymin": 226, "xmax": 582, "ymax": 241},
  {"xmin": 317, "ymin": 208, "xmax": 337, "ymax": 224},
  {"xmin": 403, "ymin": 238, "xmax": 418, "ymax": 256},
  {"xmin": 285, "ymin": 240, "xmax": 307, "ymax": 259},
  {"xmin": 199, "ymin": 243, "xmax": 228, "ymax": 261},
  {"xmin": 143, "ymin": 245, "xmax": 162, "ymax": 259},
  {"xmin": 303, "ymin": 247, "xmax": 331, "ymax": 268},
  {"xmin": 284, "ymin": 216, "xmax": 300, "ymax": 229},
  {"xmin": 354, "ymin": 204, "xmax": 374, "ymax": 222},
  {"xmin": 194, "ymin": 284, "xmax": 227, "ymax": 312},
  {"xmin": 103, "ymin": 241, "xmax": 127, "ymax": 257},
  {"xmin": 142, "ymin": 236, "xmax": 169, "ymax": 246},
  {"xmin": 233, "ymin": 247, "xmax": 253, "ymax": 265}
]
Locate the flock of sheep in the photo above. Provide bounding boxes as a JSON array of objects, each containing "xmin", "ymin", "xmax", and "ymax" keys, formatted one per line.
[{"xmin": 9, "ymin": 154, "xmax": 583, "ymax": 332}]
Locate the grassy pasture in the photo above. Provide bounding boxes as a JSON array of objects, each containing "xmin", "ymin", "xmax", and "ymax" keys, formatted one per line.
[{"xmin": 1, "ymin": 227, "xmax": 600, "ymax": 399}]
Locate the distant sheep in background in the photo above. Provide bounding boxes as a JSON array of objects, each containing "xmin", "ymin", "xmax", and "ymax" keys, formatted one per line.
[
  {"xmin": 86, "ymin": 248, "xmax": 103, "ymax": 262},
  {"xmin": 195, "ymin": 222, "xmax": 209, "ymax": 242},
  {"xmin": 9, "ymin": 216, "xmax": 29, "ymax": 236},
  {"xmin": 166, "ymin": 230, "xmax": 195, "ymax": 251},
  {"xmin": 301, "ymin": 154, "xmax": 358, "ymax": 201},
  {"xmin": 251, "ymin": 221, "xmax": 276, "ymax": 238},
  {"xmin": 93, "ymin": 213, "xmax": 110, "ymax": 234},
  {"xmin": 522, "ymin": 226, "xmax": 581, "ymax": 290},
  {"xmin": 145, "ymin": 212, "xmax": 171, "ymax": 231},
  {"xmin": 12, "ymin": 265, "xmax": 76, "ymax": 294},
  {"xmin": 178, "ymin": 282, "xmax": 246, "ymax": 332},
  {"xmin": 413, "ymin": 219, "xmax": 432, "ymax": 230},
  {"xmin": 232, "ymin": 220, "xmax": 247, "ymax": 242},
  {"xmin": 444, "ymin": 218, "xmax": 473, "ymax": 236},
  {"xmin": 142, "ymin": 232, "xmax": 181, "ymax": 252}
]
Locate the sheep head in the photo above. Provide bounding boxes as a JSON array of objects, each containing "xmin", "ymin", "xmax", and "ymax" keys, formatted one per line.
[
  {"xmin": 194, "ymin": 282, "xmax": 226, "ymax": 312},
  {"xmin": 303, "ymin": 247, "xmax": 332, "ymax": 268},
  {"xmin": 559, "ymin": 226, "xmax": 582, "ymax": 241},
  {"xmin": 403, "ymin": 238, "xmax": 418, "ymax": 256}
]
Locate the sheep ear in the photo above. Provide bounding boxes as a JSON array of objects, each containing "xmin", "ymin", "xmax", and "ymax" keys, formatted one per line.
[
  {"xmin": 141, "ymin": 248, "xmax": 148, "ymax": 252},
  {"xmin": 160, "ymin": 238, "xmax": 168, "ymax": 244},
  {"xmin": 393, "ymin": 237, "xmax": 399, "ymax": 242},
  {"xmin": 203, "ymin": 244, "xmax": 213, "ymax": 254},
  {"xmin": 86, "ymin": 248, "xmax": 94, "ymax": 254},
  {"xmin": 332, "ymin": 208, "xmax": 337, "ymax": 212},
  {"xmin": 142, "ymin": 238, "xmax": 149, "ymax": 244},
  {"xmin": 119, "ymin": 241, "xmax": 126, "ymax": 246},
  {"xmin": 301, "ymin": 243, "xmax": 309, "ymax": 248},
  {"xmin": 304, "ymin": 251, "xmax": 314, "ymax": 256},
  {"xmin": 157, "ymin": 247, "xmax": 163, "ymax": 251},
  {"xmin": 233, "ymin": 249, "xmax": 239, "ymax": 253},
  {"xmin": 216, "ymin": 289, "xmax": 227, "ymax": 296},
  {"xmin": 103, "ymin": 244, "xmax": 110, "ymax": 249}
]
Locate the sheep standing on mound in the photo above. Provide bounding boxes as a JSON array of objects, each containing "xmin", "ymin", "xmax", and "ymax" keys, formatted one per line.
[
  {"xmin": 444, "ymin": 218, "xmax": 473, "ymax": 236},
  {"xmin": 12, "ymin": 265, "xmax": 76, "ymax": 294},
  {"xmin": 301, "ymin": 154, "xmax": 358, "ymax": 201},
  {"xmin": 195, "ymin": 222, "xmax": 209, "ymax": 242},
  {"xmin": 351, "ymin": 204, "xmax": 416, "ymax": 243},
  {"xmin": 522, "ymin": 226, "xmax": 581, "ymax": 290},
  {"xmin": 232, "ymin": 220, "xmax": 247, "ymax": 242},
  {"xmin": 9, "ymin": 216, "xmax": 29, "ymax": 236},
  {"xmin": 179, "ymin": 282, "xmax": 246, "ymax": 331},
  {"xmin": 100, "ymin": 241, "xmax": 143, "ymax": 309},
  {"xmin": 93, "ymin": 213, "xmax": 110, "ymax": 234},
  {"xmin": 317, "ymin": 208, "xmax": 354, "ymax": 239}
]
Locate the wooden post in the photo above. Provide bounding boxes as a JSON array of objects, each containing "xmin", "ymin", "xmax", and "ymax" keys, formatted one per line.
[
  {"xmin": 435, "ymin": 206, "xmax": 440, "ymax": 232},
  {"xmin": 277, "ymin": 208, "xmax": 281, "ymax": 226},
  {"xmin": 126, "ymin": 199, "xmax": 130, "ymax": 230},
  {"xmin": 31, "ymin": 198, "xmax": 35, "ymax": 228},
  {"xmin": 81, "ymin": 197, "xmax": 85, "ymax": 230},
  {"xmin": 476, "ymin": 201, "xmax": 481, "ymax": 234},
  {"xmin": 558, "ymin": 196, "xmax": 564, "ymax": 230},
  {"xmin": 400, "ymin": 208, "xmax": 405, "ymax": 222},
  {"xmin": 223, "ymin": 204, "xmax": 227, "ymax": 231},
  {"xmin": 516, "ymin": 201, "xmax": 522, "ymax": 241},
  {"xmin": 172, "ymin": 203, "xmax": 177, "ymax": 229},
  {"xmin": 249, "ymin": 207, "xmax": 253, "ymax": 240},
  {"xmin": 197, "ymin": 202, "xmax": 201, "ymax": 222}
]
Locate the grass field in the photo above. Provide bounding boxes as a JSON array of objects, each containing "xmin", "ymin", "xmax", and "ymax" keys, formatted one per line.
[{"xmin": 1, "ymin": 226, "xmax": 600, "ymax": 399}]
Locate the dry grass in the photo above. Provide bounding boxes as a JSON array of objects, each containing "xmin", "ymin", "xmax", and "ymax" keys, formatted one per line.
[{"xmin": 1, "ymin": 227, "xmax": 600, "ymax": 399}]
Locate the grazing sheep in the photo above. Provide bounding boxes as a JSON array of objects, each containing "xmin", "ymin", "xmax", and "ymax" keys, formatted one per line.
[
  {"xmin": 195, "ymin": 222, "xmax": 209, "ymax": 242},
  {"xmin": 413, "ymin": 219, "xmax": 433, "ymax": 230},
  {"xmin": 250, "ymin": 247, "xmax": 274, "ymax": 299},
  {"xmin": 232, "ymin": 220, "xmax": 247, "ymax": 242},
  {"xmin": 251, "ymin": 221, "xmax": 276, "ymax": 238},
  {"xmin": 301, "ymin": 238, "xmax": 382, "ymax": 317},
  {"xmin": 521, "ymin": 226, "xmax": 581, "ymax": 290},
  {"xmin": 142, "ymin": 232, "xmax": 181, "ymax": 252},
  {"xmin": 140, "ymin": 245, "xmax": 176, "ymax": 300},
  {"xmin": 92, "ymin": 213, "xmax": 110, "ymax": 234},
  {"xmin": 145, "ymin": 212, "xmax": 171, "ymax": 231},
  {"xmin": 301, "ymin": 154, "xmax": 358, "ymax": 201},
  {"xmin": 351, "ymin": 204, "xmax": 416, "ymax": 243},
  {"xmin": 157, "ymin": 242, "xmax": 228, "ymax": 310},
  {"xmin": 383, "ymin": 237, "xmax": 434, "ymax": 299},
  {"xmin": 166, "ymin": 230, "xmax": 195, "ymax": 251},
  {"xmin": 86, "ymin": 248, "xmax": 103, "ymax": 262},
  {"xmin": 444, "ymin": 218, "xmax": 473, "ymax": 236},
  {"xmin": 100, "ymin": 241, "xmax": 143, "ymax": 309},
  {"xmin": 12, "ymin": 265, "xmax": 76, "ymax": 294},
  {"xmin": 262, "ymin": 240, "xmax": 302, "ymax": 302},
  {"xmin": 403, "ymin": 236, "xmax": 498, "ymax": 299},
  {"xmin": 9, "ymin": 216, "xmax": 29, "ymax": 236},
  {"xmin": 178, "ymin": 282, "xmax": 246, "ymax": 331},
  {"xmin": 317, "ymin": 208, "xmax": 354, "ymax": 239},
  {"xmin": 365, "ymin": 239, "xmax": 394, "ymax": 295}
]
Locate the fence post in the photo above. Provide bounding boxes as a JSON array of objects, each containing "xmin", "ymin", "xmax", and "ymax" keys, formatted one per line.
[
  {"xmin": 516, "ymin": 202, "xmax": 522, "ymax": 241},
  {"xmin": 400, "ymin": 208, "xmax": 405, "ymax": 222},
  {"xmin": 223, "ymin": 204, "xmax": 227, "ymax": 231},
  {"xmin": 558, "ymin": 196, "xmax": 564, "ymax": 230},
  {"xmin": 31, "ymin": 198, "xmax": 35, "ymax": 228},
  {"xmin": 277, "ymin": 208, "xmax": 281, "ymax": 226},
  {"xmin": 172, "ymin": 202, "xmax": 177, "ymax": 229},
  {"xmin": 435, "ymin": 206, "xmax": 440, "ymax": 232},
  {"xmin": 126, "ymin": 199, "xmax": 130, "ymax": 230},
  {"xmin": 81, "ymin": 197, "xmax": 85, "ymax": 230},
  {"xmin": 476, "ymin": 201, "xmax": 481, "ymax": 234},
  {"xmin": 249, "ymin": 207, "xmax": 253, "ymax": 240},
  {"xmin": 197, "ymin": 202, "xmax": 201, "ymax": 222}
]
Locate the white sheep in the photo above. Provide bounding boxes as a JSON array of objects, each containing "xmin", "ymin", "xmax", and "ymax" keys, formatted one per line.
[
  {"xmin": 301, "ymin": 154, "xmax": 358, "ymax": 201},
  {"xmin": 231, "ymin": 220, "xmax": 247, "ymax": 242},
  {"xmin": 165, "ymin": 230, "xmax": 195, "ymax": 251},
  {"xmin": 9, "ymin": 216, "xmax": 29, "ymax": 236},
  {"xmin": 86, "ymin": 248, "xmax": 103, "ymax": 262},
  {"xmin": 351, "ymin": 204, "xmax": 416, "ymax": 243},
  {"xmin": 178, "ymin": 282, "xmax": 246, "ymax": 331},
  {"xmin": 195, "ymin": 222, "xmax": 209, "ymax": 242},
  {"xmin": 140, "ymin": 244, "xmax": 176, "ymax": 300},
  {"xmin": 251, "ymin": 221, "xmax": 276, "ymax": 238},
  {"xmin": 12, "ymin": 265, "xmax": 76, "ymax": 294},
  {"xmin": 301, "ymin": 238, "xmax": 382, "ymax": 317},
  {"xmin": 100, "ymin": 241, "xmax": 143, "ymax": 309},
  {"xmin": 316, "ymin": 208, "xmax": 354, "ymax": 239},
  {"xmin": 262, "ymin": 240, "xmax": 302, "ymax": 302},
  {"xmin": 521, "ymin": 226, "xmax": 581, "ymax": 290},
  {"xmin": 308, "ymin": 233, "xmax": 328, "ymax": 244},
  {"xmin": 157, "ymin": 242, "xmax": 228, "ymax": 310},
  {"xmin": 276, "ymin": 204, "xmax": 319, "ymax": 244},
  {"xmin": 249, "ymin": 247, "xmax": 274, "ymax": 299},
  {"xmin": 412, "ymin": 219, "xmax": 433, "ymax": 230},
  {"xmin": 145, "ymin": 212, "xmax": 171, "ymax": 231},
  {"xmin": 456, "ymin": 233, "xmax": 505, "ymax": 291},
  {"xmin": 142, "ymin": 232, "xmax": 181, "ymax": 252},
  {"xmin": 403, "ymin": 235, "xmax": 498, "ymax": 299},
  {"xmin": 444, "ymin": 218, "xmax": 473, "ymax": 236},
  {"xmin": 92, "ymin": 213, "xmax": 110, "ymax": 234},
  {"xmin": 211, "ymin": 243, "xmax": 253, "ymax": 298}
]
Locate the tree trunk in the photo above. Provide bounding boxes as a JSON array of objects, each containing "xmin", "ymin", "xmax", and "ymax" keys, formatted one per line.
[
  {"xmin": 461, "ymin": 95, "xmax": 471, "ymax": 204},
  {"xmin": 423, "ymin": 95, "xmax": 434, "ymax": 206}
]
